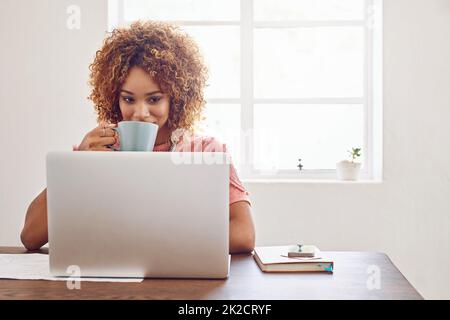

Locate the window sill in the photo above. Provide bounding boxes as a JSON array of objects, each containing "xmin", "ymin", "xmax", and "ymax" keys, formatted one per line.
[{"xmin": 241, "ymin": 178, "xmax": 383, "ymax": 184}]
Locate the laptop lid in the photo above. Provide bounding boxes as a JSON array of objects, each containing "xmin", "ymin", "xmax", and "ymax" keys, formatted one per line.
[{"xmin": 46, "ymin": 151, "xmax": 230, "ymax": 279}]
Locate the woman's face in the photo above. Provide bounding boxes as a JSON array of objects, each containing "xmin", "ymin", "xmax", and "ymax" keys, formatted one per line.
[{"xmin": 119, "ymin": 66, "xmax": 170, "ymax": 129}]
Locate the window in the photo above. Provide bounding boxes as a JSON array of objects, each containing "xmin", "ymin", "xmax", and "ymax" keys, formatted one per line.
[{"xmin": 109, "ymin": 0, "xmax": 383, "ymax": 180}]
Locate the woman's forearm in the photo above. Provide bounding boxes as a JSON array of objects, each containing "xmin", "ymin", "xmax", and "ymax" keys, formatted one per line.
[
  {"xmin": 228, "ymin": 201, "xmax": 256, "ymax": 254},
  {"xmin": 21, "ymin": 188, "xmax": 48, "ymax": 251},
  {"xmin": 229, "ymin": 214, "xmax": 255, "ymax": 254}
]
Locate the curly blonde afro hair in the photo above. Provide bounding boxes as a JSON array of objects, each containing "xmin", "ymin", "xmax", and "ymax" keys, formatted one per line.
[{"xmin": 88, "ymin": 21, "xmax": 208, "ymax": 131}]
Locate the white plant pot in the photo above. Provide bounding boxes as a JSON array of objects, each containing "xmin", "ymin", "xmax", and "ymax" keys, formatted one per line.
[{"xmin": 336, "ymin": 160, "xmax": 362, "ymax": 181}]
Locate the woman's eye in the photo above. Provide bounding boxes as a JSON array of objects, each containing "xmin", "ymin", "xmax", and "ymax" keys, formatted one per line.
[
  {"xmin": 148, "ymin": 96, "xmax": 162, "ymax": 104},
  {"xmin": 122, "ymin": 96, "xmax": 134, "ymax": 103}
]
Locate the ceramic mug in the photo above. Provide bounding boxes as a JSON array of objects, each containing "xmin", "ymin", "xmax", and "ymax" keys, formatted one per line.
[{"xmin": 112, "ymin": 121, "xmax": 158, "ymax": 152}]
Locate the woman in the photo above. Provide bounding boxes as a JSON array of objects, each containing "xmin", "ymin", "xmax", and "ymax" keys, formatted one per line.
[{"xmin": 21, "ymin": 21, "xmax": 255, "ymax": 253}]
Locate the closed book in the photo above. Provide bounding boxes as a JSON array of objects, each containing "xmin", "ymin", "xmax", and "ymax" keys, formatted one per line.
[{"xmin": 253, "ymin": 246, "xmax": 334, "ymax": 273}]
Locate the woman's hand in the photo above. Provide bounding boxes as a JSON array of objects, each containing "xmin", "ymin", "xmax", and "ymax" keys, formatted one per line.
[{"xmin": 76, "ymin": 123, "xmax": 119, "ymax": 151}]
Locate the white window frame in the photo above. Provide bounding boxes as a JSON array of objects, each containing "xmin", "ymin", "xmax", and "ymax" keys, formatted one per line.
[{"xmin": 109, "ymin": 0, "xmax": 383, "ymax": 181}]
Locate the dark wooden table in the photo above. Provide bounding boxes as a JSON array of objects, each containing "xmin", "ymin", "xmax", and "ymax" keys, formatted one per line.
[{"xmin": 0, "ymin": 247, "xmax": 422, "ymax": 300}]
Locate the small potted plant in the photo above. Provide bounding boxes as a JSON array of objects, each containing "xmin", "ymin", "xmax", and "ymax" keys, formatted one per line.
[{"xmin": 336, "ymin": 147, "xmax": 362, "ymax": 181}]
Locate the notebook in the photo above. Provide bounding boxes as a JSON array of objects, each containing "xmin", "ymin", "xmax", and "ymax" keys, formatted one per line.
[{"xmin": 253, "ymin": 246, "xmax": 334, "ymax": 273}]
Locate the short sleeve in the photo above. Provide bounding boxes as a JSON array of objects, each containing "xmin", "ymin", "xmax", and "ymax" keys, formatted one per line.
[
  {"xmin": 211, "ymin": 139, "xmax": 251, "ymax": 206},
  {"xmin": 175, "ymin": 135, "xmax": 252, "ymax": 206},
  {"xmin": 229, "ymin": 161, "xmax": 251, "ymax": 206}
]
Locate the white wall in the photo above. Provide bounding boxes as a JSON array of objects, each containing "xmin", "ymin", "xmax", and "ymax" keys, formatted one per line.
[
  {"xmin": 0, "ymin": 0, "xmax": 107, "ymax": 247},
  {"xmin": 1, "ymin": 0, "xmax": 449, "ymax": 299}
]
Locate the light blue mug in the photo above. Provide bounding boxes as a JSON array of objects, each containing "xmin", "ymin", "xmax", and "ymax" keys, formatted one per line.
[{"xmin": 112, "ymin": 121, "xmax": 158, "ymax": 151}]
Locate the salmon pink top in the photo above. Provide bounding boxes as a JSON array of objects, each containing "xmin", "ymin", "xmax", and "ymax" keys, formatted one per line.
[{"xmin": 153, "ymin": 135, "xmax": 251, "ymax": 206}]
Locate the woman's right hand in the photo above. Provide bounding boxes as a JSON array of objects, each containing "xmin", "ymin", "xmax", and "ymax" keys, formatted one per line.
[{"xmin": 76, "ymin": 123, "xmax": 119, "ymax": 151}]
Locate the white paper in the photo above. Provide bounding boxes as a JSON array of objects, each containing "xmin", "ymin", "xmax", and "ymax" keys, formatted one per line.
[{"xmin": 0, "ymin": 254, "xmax": 143, "ymax": 282}]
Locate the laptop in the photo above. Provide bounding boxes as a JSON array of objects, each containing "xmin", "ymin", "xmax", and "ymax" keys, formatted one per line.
[{"xmin": 46, "ymin": 151, "xmax": 230, "ymax": 279}]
